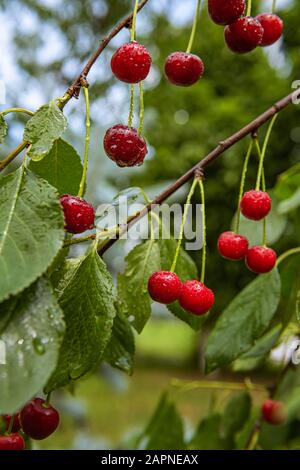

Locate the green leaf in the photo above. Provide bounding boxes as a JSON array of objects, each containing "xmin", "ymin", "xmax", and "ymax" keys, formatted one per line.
[
  {"xmin": 29, "ymin": 139, "xmax": 83, "ymax": 195},
  {"xmin": 139, "ymin": 393, "xmax": 185, "ymax": 450},
  {"xmin": 277, "ymin": 253, "xmax": 300, "ymax": 327},
  {"xmin": 205, "ymin": 269, "xmax": 281, "ymax": 373},
  {"xmin": 277, "ymin": 187, "xmax": 300, "ymax": 214},
  {"xmin": 221, "ymin": 392, "xmax": 251, "ymax": 438},
  {"xmin": 275, "ymin": 164, "xmax": 300, "ymax": 200},
  {"xmin": 275, "ymin": 367, "xmax": 300, "ymax": 421},
  {"xmin": 46, "ymin": 249, "xmax": 116, "ymax": 391},
  {"xmin": 189, "ymin": 414, "xmax": 232, "ymax": 450},
  {"xmin": 159, "ymin": 238, "xmax": 204, "ymax": 331},
  {"xmin": 118, "ymin": 240, "xmax": 161, "ymax": 333},
  {"xmin": 103, "ymin": 309, "xmax": 135, "ymax": 375},
  {"xmin": 0, "ymin": 115, "xmax": 8, "ymax": 144},
  {"xmin": 232, "ymin": 196, "xmax": 287, "ymax": 246},
  {"xmin": 232, "ymin": 324, "xmax": 282, "ymax": 372},
  {"xmin": 0, "ymin": 278, "xmax": 65, "ymax": 413},
  {"xmin": 23, "ymin": 101, "xmax": 67, "ymax": 161},
  {"xmin": 0, "ymin": 167, "xmax": 64, "ymax": 302}
]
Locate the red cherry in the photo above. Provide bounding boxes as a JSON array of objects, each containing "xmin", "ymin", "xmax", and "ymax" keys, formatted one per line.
[
  {"xmin": 240, "ymin": 190, "xmax": 272, "ymax": 221},
  {"xmin": 20, "ymin": 398, "xmax": 59, "ymax": 440},
  {"xmin": 164, "ymin": 52, "xmax": 204, "ymax": 87},
  {"xmin": 148, "ymin": 271, "xmax": 182, "ymax": 304},
  {"xmin": 208, "ymin": 0, "xmax": 246, "ymax": 26},
  {"xmin": 111, "ymin": 41, "xmax": 152, "ymax": 84},
  {"xmin": 246, "ymin": 246, "xmax": 277, "ymax": 273},
  {"xmin": 59, "ymin": 195, "xmax": 95, "ymax": 234},
  {"xmin": 0, "ymin": 433, "xmax": 25, "ymax": 450},
  {"xmin": 262, "ymin": 399, "xmax": 287, "ymax": 425},
  {"xmin": 256, "ymin": 14, "xmax": 283, "ymax": 47},
  {"xmin": 217, "ymin": 231, "xmax": 249, "ymax": 260},
  {"xmin": 1, "ymin": 414, "xmax": 21, "ymax": 433},
  {"xmin": 179, "ymin": 280, "xmax": 214, "ymax": 316},
  {"xmin": 224, "ymin": 17, "xmax": 264, "ymax": 53},
  {"xmin": 103, "ymin": 124, "xmax": 148, "ymax": 167}
]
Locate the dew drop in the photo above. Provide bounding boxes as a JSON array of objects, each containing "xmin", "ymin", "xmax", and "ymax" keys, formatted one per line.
[{"xmin": 32, "ymin": 337, "xmax": 46, "ymax": 355}]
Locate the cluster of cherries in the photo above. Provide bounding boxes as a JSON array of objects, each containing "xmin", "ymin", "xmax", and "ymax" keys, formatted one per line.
[
  {"xmin": 209, "ymin": 0, "xmax": 283, "ymax": 53},
  {"xmin": 103, "ymin": 16, "xmax": 206, "ymax": 168},
  {"xmin": 102, "ymin": 1, "xmax": 283, "ymax": 169},
  {"xmin": 148, "ymin": 272, "xmax": 214, "ymax": 317},
  {"xmin": 0, "ymin": 398, "xmax": 60, "ymax": 450},
  {"xmin": 218, "ymin": 189, "xmax": 277, "ymax": 274}
]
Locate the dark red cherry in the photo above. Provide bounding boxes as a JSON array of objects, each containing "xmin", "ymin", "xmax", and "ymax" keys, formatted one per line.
[
  {"xmin": 103, "ymin": 124, "xmax": 148, "ymax": 167},
  {"xmin": 179, "ymin": 280, "xmax": 214, "ymax": 316},
  {"xmin": 208, "ymin": 0, "xmax": 246, "ymax": 26},
  {"xmin": 111, "ymin": 41, "xmax": 152, "ymax": 83},
  {"xmin": 59, "ymin": 195, "xmax": 95, "ymax": 234},
  {"xmin": 224, "ymin": 17, "xmax": 264, "ymax": 53},
  {"xmin": 0, "ymin": 433, "xmax": 25, "ymax": 450},
  {"xmin": 20, "ymin": 398, "xmax": 59, "ymax": 440},
  {"xmin": 165, "ymin": 52, "xmax": 204, "ymax": 87},
  {"xmin": 148, "ymin": 271, "xmax": 182, "ymax": 304},
  {"xmin": 256, "ymin": 14, "xmax": 283, "ymax": 47}
]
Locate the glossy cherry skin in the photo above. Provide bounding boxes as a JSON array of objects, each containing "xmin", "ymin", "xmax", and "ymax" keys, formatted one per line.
[
  {"xmin": 240, "ymin": 190, "xmax": 272, "ymax": 221},
  {"xmin": 256, "ymin": 14, "xmax": 283, "ymax": 47},
  {"xmin": 262, "ymin": 399, "xmax": 288, "ymax": 425},
  {"xmin": 1, "ymin": 414, "xmax": 21, "ymax": 433},
  {"xmin": 103, "ymin": 124, "xmax": 148, "ymax": 167},
  {"xmin": 224, "ymin": 17, "xmax": 264, "ymax": 53},
  {"xmin": 111, "ymin": 41, "xmax": 152, "ymax": 83},
  {"xmin": 208, "ymin": 0, "xmax": 246, "ymax": 26},
  {"xmin": 148, "ymin": 271, "xmax": 182, "ymax": 304},
  {"xmin": 165, "ymin": 52, "xmax": 204, "ymax": 87},
  {"xmin": 0, "ymin": 433, "xmax": 25, "ymax": 450},
  {"xmin": 20, "ymin": 398, "xmax": 60, "ymax": 441},
  {"xmin": 179, "ymin": 280, "xmax": 214, "ymax": 316},
  {"xmin": 59, "ymin": 195, "xmax": 95, "ymax": 234},
  {"xmin": 217, "ymin": 231, "xmax": 249, "ymax": 260},
  {"xmin": 246, "ymin": 246, "xmax": 277, "ymax": 273}
]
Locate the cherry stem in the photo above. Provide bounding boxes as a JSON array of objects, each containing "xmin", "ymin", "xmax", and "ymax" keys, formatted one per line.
[
  {"xmin": 0, "ymin": 141, "xmax": 28, "ymax": 172},
  {"xmin": 277, "ymin": 247, "xmax": 300, "ymax": 266},
  {"xmin": 235, "ymin": 139, "xmax": 253, "ymax": 234},
  {"xmin": 170, "ymin": 178, "xmax": 198, "ymax": 272},
  {"xmin": 128, "ymin": 84, "xmax": 135, "ymax": 128},
  {"xmin": 272, "ymin": 0, "xmax": 277, "ymax": 14},
  {"xmin": 246, "ymin": 0, "xmax": 252, "ymax": 17},
  {"xmin": 255, "ymin": 114, "xmax": 278, "ymax": 191},
  {"xmin": 78, "ymin": 86, "xmax": 90, "ymax": 198},
  {"xmin": 171, "ymin": 378, "xmax": 267, "ymax": 393},
  {"xmin": 138, "ymin": 82, "xmax": 144, "ymax": 135},
  {"xmin": 44, "ymin": 392, "xmax": 52, "ymax": 408},
  {"xmin": 198, "ymin": 179, "xmax": 206, "ymax": 284},
  {"xmin": 6, "ymin": 415, "xmax": 15, "ymax": 435},
  {"xmin": 130, "ymin": 0, "xmax": 139, "ymax": 42},
  {"xmin": 254, "ymin": 139, "xmax": 268, "ymax": 245},
  {"xmin": 246, "ymin": 421, "xmax": 262, "ymax": 450},
  {"xmin": 186, "ymin": 0, "xmax": 202, "ymax": 54},
  {"xmin": 1, "ymin": 107, "xmax": 34, "ymax": 117}
]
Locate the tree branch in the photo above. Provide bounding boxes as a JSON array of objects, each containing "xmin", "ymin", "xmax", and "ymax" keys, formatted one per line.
[{"xmin": 98, "ymin": 89, "xmax": 300, "ymax": 255}]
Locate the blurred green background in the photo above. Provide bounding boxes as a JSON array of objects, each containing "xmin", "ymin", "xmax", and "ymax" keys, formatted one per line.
[{"xmin": 0, "ymin": 0, "xmax": 300, "ymax": 449}]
